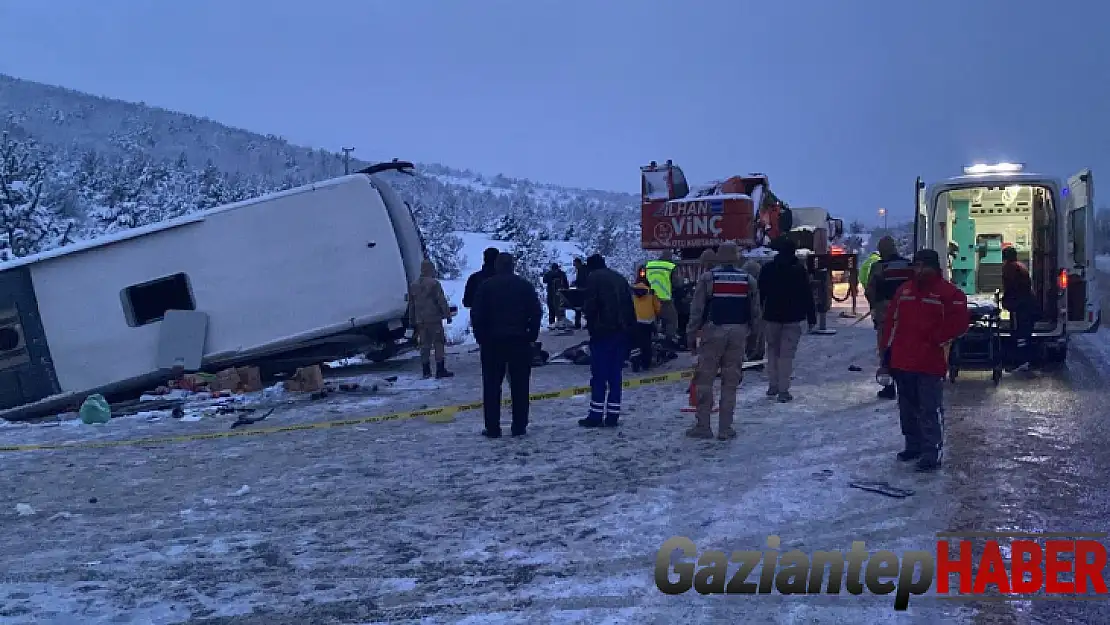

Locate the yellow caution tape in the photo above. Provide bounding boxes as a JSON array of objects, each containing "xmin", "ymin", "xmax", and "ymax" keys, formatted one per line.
[{"xmin": 0, "ymin": 367, "xmax": 707, "ymax": 454}]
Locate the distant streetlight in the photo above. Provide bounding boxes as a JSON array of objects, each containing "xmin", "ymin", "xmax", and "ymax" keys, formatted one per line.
[
  {"xmin": 341, "ymin": 147, "xmax": 356, "ymax": 175},
  {"xmin": 878, "ymin": 208, "xmax": 888, "ymax": 230}
]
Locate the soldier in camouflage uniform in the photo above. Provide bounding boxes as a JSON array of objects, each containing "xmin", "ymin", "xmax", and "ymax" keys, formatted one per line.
[
  {"xmin": 685, "ymin": 243, "xmax": 760, "ymax": 440},
  {"xmin": 408, "ymin": 259, "xmax": 455, "ymax": 379}
]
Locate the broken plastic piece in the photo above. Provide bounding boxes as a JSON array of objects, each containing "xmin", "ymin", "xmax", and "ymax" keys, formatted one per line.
[{"xmin": 849, "ymin": 481, "xmax": 915, "ymax": 498}]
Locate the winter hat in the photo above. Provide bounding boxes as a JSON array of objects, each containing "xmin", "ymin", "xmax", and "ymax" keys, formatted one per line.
[
  {"xmin": 912, "ymin": 249, "xmax": 941, "ymax": 271},
  {"xmin": 877, "ymin": 236, "xmax": 898, "ymax": 257},
  {"xmin": 420, "ymin": 259, "xmax": 436, "ymax": 277},
  {"xmin": 716, "ymin": 243, "xmax": 741, "ymax": 265},
  {"xmin": 586, "ymin": 254, "xmax": 606, "ymax": 270},
  {"xmin": 483, "ymin": 247, "xmax": 500, "ymax": 265}
]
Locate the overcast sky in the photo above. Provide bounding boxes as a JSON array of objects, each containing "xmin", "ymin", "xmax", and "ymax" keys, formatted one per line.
[{"xmin": 1, "ymin": 0, "xmax": 1108, "ymax": 223}]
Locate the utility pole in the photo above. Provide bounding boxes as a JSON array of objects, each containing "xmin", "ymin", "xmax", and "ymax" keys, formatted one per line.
[{"xmin": 341, "ymin": 147, "xmax": 355, "ymax": 175}]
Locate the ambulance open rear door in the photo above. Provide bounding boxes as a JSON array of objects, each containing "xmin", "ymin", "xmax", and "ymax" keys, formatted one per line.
[{"xmin": 1064, "ymin": 169, "xmax": 1100, "ymax": 333}]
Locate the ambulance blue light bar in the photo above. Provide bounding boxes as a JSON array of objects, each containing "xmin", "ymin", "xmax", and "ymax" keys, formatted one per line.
[{"xmin": 963, "ymin": 162, "xmax": 1025, "ymax": 175}]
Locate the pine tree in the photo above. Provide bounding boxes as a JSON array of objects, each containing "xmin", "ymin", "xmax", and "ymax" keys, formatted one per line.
[
  {"xmin": 510, "ymin": 225, "xmax": 554, "ymax": 293},
  {"xmin": 196, "ymin": 162, "xmax": 227, "ymax": 210},
  {"xmin": 409, "ymin": 197, "xmax": 465, "ymax": 279},
  {"xmin": 0, "ymin": 132, "xmax": 75, "ymax": 260},
  {"xmin": 83, "ymin": 148, "xmax": 162, "ymax": 232},
  {"xmin": 491, "ymin": 214, "xmax": 523, "ymax": 241}
]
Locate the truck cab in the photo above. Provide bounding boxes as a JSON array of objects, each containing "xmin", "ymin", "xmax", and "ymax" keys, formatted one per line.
[{"xmin": 913, "ymin": 163, "xmax": 1099, "ymax": 363}]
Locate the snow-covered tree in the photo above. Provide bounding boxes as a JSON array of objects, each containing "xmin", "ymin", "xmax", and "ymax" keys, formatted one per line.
[
  {"xmin": 510, "ymin": 226, "xmax": 555, "ymax": 292},
  {"xmin": 491, "ymin": 214, "xmax": 525, "ymax": 241},
  {"xmin": 195, "ymin": 162, "xmax": 228, "ymax": 210},
  {"xmin": 83, "ymin": 149, "xmax": 164, "ymax": 232},
  {"xmin": 0, "ymin": 131, "xmax": 75, "ymax": 260},
  {"xmin": 409, "ymin": 197, "xmax": 465, "ymax": 279}
]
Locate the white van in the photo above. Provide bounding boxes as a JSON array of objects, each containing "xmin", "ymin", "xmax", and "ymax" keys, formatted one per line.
[
  {"xmin": 914, "ymin": 163, "xmax": 1099, "ymax": 364},
  {"xmin": 0, "ymin": 161, "xmax": 426, "ymax": 421}
]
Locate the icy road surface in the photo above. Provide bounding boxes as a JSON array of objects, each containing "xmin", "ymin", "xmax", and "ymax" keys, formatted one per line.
[{"xmin": 2, "ymin": 299, "xmax": 1110, "ymax": 624}]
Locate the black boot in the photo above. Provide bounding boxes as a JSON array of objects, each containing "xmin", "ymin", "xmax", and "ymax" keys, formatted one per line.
[
  {"xmin": 877, "ymin": 385, "xmax": 896, "ymax": 400},
  {"xmin": 896, "ymin": 438, "xmax": 921, "ymax": 462},
  {"xmin": 916, "ymin": 448, "xmax": 941, "ymax": 472},
  {"xmin": 422, "ymin": 363, "xmax": 433, "ymax": 379},
  {"xmin": 435, "ymin": 361, "xmax": 454, "ymax": 378}
]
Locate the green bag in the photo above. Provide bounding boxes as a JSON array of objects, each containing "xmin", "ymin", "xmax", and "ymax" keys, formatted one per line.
[{"xmin": 79, "ymin": 394, "xmax": 111, "ymax": 424}]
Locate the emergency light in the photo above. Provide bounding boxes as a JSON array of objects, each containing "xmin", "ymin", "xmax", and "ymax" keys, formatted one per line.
[{"xmin": 963, "ymin": 162, "xmax": 1025, "ymax": 175}]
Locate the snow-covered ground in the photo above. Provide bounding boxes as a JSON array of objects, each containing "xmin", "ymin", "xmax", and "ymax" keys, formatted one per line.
[
  {"xmin": 441, "ymin": 232, "xmax": 581, "ymax": 345},
  {"xmin": 0, "ymin": 302, "xmax": 977, "ymax": 624}
]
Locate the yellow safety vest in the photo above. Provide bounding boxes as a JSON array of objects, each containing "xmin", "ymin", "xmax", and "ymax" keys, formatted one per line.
[{"xmin": 645, "ymin": 260, "xmax": 676, "ymax": 301}]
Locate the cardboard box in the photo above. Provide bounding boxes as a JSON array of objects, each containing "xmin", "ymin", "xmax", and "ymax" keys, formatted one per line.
[
  {"xmin": 236, "ymin": 366, "xmax": 263, "ymax": 393},
  {"xmin": 284, "ymin": 365, "xmax": 324, "ymax": 393},
  {"xmin": 210, "ymin": 368, "xmax": 242, "ymax": 393}
]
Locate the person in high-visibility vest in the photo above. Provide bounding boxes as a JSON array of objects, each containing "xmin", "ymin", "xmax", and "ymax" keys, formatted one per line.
[
  {"xmin": 859, "ymin": 250, "xmax": 881, "ymax": 294},
  {"xmin": 645, "ymin": 251, "xmax": 681, "ymax": 344}
]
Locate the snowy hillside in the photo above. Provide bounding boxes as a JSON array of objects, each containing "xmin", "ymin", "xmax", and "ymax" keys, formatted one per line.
[
  {"xmin": 0, "ymin": 73, "xmax": 641, "ymax": 280},
  {"xmin": 440, "ymin": 233, "xmax": 583, "ymax": 345}
]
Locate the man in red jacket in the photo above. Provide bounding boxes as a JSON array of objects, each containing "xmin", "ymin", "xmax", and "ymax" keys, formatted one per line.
[{"xmin": 878, "ymin": 249, "xmax": 970, "ymax": 472}]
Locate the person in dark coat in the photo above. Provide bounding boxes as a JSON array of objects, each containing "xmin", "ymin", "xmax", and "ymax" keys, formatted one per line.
[
  {"xmin": 542, "ymin": 262, "xmax": 570, "ymax": 329},
  {"xmin": 462, "ymin": 247, "xmax": 500, "ymax": 309},
  {"xmin": 471, "ymin": 253, "xmax": 543, "ymax": 438},
  {"xmin": 579, "ymin": 254, "xmax": 637, "ymax": 428},
  {"xmin": 1001, "ymin": 246, "xmax": 1036, "ymax": 372},
  {"xmin": 865, "ymin": 236, "xmax": 915, "ymax": 399},
  {"xmin": 757, "ymin": 236, "xmax": 816, "ymax": 402},
  {"xmin": 571, "ymin": 257, "xmax": 590, "ymax": 329}
]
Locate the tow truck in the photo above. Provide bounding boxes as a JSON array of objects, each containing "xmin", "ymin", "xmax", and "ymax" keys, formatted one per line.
[{"xmin": 636, "ymin": 160, "xmax": 854, "ymax": 333}]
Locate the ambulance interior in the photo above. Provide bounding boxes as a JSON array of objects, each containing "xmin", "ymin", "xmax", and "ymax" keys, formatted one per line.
[{"xmin": 934, "ymin": 184, "xmax": 1058, "ymax": 328}]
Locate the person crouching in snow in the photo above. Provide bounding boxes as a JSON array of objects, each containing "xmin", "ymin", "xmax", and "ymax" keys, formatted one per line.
[
  {"xmin": 631, "ymin": 279, "xmax": 662, "ymax": 372},
  {"xmin": 408, "ymin": 259, "xmax": 454, "ymax": 379}
]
